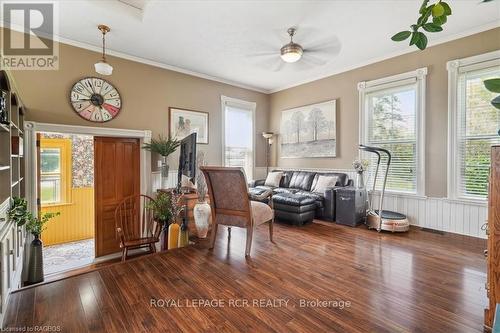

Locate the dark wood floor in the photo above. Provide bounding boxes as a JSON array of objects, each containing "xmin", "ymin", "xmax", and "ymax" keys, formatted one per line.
[{"xmin": 4, "ymin": 221, "xmax": 487, "ymax": 333}]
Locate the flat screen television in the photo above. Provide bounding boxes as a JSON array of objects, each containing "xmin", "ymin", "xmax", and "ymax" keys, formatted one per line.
[{"xmin": 177, "ymin": 133, "xmax": 197, "ymax": 191}]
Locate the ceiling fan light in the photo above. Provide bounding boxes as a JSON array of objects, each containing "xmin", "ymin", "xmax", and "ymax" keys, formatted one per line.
[
  {"xmin": 280, "ymin": 43, "xmax": 303, "ymax": 63},
  {"xmin": 94, "ymin": 61, "xmax": 113, "ymax": 75}
]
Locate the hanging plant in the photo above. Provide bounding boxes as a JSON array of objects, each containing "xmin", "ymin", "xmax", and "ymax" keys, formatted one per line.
[
  {"xmin": 484, "ymin": 79, "xmax": 500, "ymax": 110},
  {"xmin": 391, "ymin": 0, "xmax": 451, "ymax": 50},
  {"xmin": 392, "ymin": 0, "xmax": 496, "ymax": 50}
]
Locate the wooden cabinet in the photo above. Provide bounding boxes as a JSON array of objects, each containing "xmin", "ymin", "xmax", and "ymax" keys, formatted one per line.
[{"xmin": 485, "ymin": 145, "xmax": 500, "ymax": 330}]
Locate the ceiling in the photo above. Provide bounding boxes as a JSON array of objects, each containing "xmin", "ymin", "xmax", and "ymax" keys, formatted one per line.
[{"xmin": 5, "ymin": 0, "xmax": 500, "ymax": 92}]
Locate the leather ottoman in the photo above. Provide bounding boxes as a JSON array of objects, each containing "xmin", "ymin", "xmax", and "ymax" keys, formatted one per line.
[{"xmin": 272, "ymin": 193, "xmax": 316, "ymax": 226}]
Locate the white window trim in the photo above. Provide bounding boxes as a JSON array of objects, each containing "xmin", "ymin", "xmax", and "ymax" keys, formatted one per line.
[
  {"xmin": 447, "ymin": 50, "xmax": 500, "ymax": 202},
  {"xmin": 220, "ymin": 95, "xmax": 257, "ymax": 180},
  {"xmin": 358, "ymin": 67, "xmax": 427, "ymax": 196}
]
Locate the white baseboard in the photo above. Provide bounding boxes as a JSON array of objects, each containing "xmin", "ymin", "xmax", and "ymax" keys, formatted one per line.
[{"xmin": 151, "ymin": 167, "xmax": 488, "ymax": 239}]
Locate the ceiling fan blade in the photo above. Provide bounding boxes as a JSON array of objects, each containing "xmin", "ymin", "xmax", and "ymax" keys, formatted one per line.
[
  {"xmin": 303, "ymin": 36, "xmax": 342, "ymax": 56},
  {"xmin": 301, "ymin": 54, "xmax": 328, "ymax": 66},
  {"xmin": 254, "ymin": 56, "xmax": 285, "ymax": 72},
  {"xmin": 246, "ymin": 51, "xmax": 278, "ymax": 58},
  {"xmin": 290, "ymin": 60, "xmax": 315, "ymax": 71}
]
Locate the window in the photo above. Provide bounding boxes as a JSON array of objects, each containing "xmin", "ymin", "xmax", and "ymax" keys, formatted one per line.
[
  {"xmin": 40, "ymin": 148, "xmax": 61, "ymax": 203},
  {"xmin": 40, "ymin": 138, "xmax": 71, "ymax": 205},
  {"xmin": 448, "ymin": 52, "xmax": 500, "ymax": 200},
  {"xmin": 359, "ymin": 68, "xmax": 426, "ymax": 195},
  {"xmin": 221, "ymin": 96, "xmax": 256, "ymax": 180}
]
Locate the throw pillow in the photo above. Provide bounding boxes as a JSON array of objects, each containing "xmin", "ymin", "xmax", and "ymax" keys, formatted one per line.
[
  {"xmin": 311, "ymin": 175, "xmax": 338, "ymax": 193},
  {"xmin": 264, "ymin": 172, "xmax": 283, "ymax": 187}
]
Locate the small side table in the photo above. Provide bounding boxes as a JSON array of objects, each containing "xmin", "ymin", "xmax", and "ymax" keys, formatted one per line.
[{"xmin": 335, "ymin": 187, "xmax": 367, "ymax": 227}]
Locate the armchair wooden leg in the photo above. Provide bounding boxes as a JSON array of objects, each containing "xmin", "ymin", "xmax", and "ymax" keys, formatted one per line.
[
  {"xmin": 121, "ymin": 248, "xmax": 128, "ymax": 262},
  {"xmin": 269, "ymin": 218, "xmax": 274, "ymax": 243},
  {"xmin": 245, "ymin": 226, "xmax": 253, "ymax": 257},
  {"xmin": 209, "ymin": 224, "xmax": 218, "ymax": 250},
  {"xmin": 228, "ymin": 227, "xmax": 232, "ymax": 240},
  {"xmin": 150, "ymin": 243, "xmax": 156, "ymax": 253}
]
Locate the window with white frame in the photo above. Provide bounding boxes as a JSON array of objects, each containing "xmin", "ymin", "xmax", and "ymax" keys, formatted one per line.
[
  {"xmin": 359, "ymin": 68, "xmax": 426, "ymax": 195},
  {"xmin": 448, "ymin": 51, "xmax": 500, "ymax": 200},
  {"xmin": 221, "ymin": 96, "xmax": 256, "ymax": 180}
]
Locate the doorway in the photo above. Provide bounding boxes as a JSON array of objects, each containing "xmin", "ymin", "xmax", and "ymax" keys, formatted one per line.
[
  {"xmin": 24, "ymin": 122, "xmax": 151, "ymax": 276},
  {"xmin": 39, "ymin": 132, "xmax": 95, "ymax": 275}
]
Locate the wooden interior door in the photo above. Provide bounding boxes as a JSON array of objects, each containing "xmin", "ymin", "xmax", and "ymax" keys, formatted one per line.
[{"xmin": 94, "ymin": 137, "xmax": 140, "ymax": 257}]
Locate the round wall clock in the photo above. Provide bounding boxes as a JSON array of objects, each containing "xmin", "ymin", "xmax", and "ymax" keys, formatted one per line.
[{"xmin": 69, "ymin": 77, "xmax": 122, "ymax": 122}]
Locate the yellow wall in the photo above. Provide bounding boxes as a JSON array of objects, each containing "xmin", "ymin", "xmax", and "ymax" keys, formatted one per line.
[{"xmin": 41, "ymin": 187, "xmax": 94, "ymax": 246}]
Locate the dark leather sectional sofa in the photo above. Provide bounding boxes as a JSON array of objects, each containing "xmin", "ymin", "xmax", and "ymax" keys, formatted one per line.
[{"xmin": 249, "ymin": 170, "xmax": 352, "ymax": 225}]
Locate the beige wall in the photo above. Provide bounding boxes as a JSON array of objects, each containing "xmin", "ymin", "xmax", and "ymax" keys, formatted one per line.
[
  {"xmin": 4, "ymin": 28, "xmax": 269, "ymax": 170},
  {"xmin": 6, "ymin": 27, "xmax": 500, "ymax": 196},
  {"xmin": 269, "ymin": 28, "xmax": 500, "ymax": 197}
]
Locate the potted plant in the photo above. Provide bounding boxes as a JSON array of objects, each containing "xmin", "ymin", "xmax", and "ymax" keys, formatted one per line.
[
  {"xmin": 142, "ymin": 135, "xmax": 180, "ymax": 188},
  {"xmin": 9, "ymin": 198, "xmax": 60, "ymax": 284},
  {"xmin": 148, "ymin": 191, "xmax": 184, "ymax": 250},
  {"xmin": 7, "ymin": 197, "xmax": 30, "ymax": 227},
  {"xmin": 193, "ymin": 152, "xmax": 210, "ymax": 238},
  {"xmin": 25, "ymin": 211, "xmax": 60, "ymax": 284}
]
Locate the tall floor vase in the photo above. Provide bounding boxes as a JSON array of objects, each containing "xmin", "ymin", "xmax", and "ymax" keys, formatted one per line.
[
  {"xmin": 28, "ymin": 234, "xmax": 44, "ymax": 284},
  {"xmin": 193, "ymin": 201, "xmax": 211, "ymax": 238}
]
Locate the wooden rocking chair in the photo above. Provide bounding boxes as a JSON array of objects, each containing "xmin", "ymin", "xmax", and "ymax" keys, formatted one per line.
[{"xmin": 115, "ymin": 194, "xmax": 161, "ymax": 261}]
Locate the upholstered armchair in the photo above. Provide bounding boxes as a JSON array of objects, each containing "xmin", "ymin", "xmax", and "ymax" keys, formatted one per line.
[{"xmin": 200, "ymin": 166, "xmax": 274, "ymax": 256}]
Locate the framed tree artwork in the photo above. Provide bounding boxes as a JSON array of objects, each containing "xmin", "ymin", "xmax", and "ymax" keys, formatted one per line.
[
  {"xmin": 280, "ymin": 100, "xmax": 336, "ymax": 158},
  {"xmin": 169, "ymin": 107, "xmax": 209, "ymax": 144}
]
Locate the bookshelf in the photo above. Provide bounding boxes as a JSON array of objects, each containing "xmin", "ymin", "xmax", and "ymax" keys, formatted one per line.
[{"xmin": 0, "ymin": 70, "xmax": 27, "ymax": 321}]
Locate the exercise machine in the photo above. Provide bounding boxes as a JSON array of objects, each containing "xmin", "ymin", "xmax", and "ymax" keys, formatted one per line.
[{"xmin": 359, "ymin": 145, "xmax": 410, "ymax": 232}]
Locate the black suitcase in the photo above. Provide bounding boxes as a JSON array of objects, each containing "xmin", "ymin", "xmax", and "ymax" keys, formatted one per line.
[{"xmin": 335, "ymin": 187, "xmax": 367, "ymax": 227}]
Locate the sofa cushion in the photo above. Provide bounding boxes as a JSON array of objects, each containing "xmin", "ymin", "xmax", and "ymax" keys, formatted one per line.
[
  {"xmin": 295, "ymin": 191, "xmax": 325, "ymax": 208},
  {"xmin": 311, "ymin": 175, "xmax": 338, "ymax": 194},
  {"xmin": 288, "ymin": 171, "xmax": 316, "ymax": 191},
  {"xmin": 311, "ymin": 172, "xmax": 349, "ymax": 188},
  {"xmin": 264, "ymin": 172, "xmax": 283, "ymax": 187},
  {"xmin": 273, "ymin": 193, "xmax": 316, "ymax": 207},
  {"xmin": 273, "ymin": 187, "xmax": 298, "ymax": 194},
  {"xmin": 279, "ymin": 171, "xmax": 294, "ymax": 188}
]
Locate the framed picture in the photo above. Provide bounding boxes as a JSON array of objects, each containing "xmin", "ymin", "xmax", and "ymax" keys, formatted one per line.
[
  {"xmin": 280, "ymin": 100, "xmax": 336, "ymax": 158},
  {"xmin": 169, "ymin": 107, "xmax": 209, "ymax": 144}
]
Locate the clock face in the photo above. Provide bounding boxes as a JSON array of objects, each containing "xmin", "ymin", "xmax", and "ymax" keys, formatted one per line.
[{"xmin": 69, "ymin": 77, "xmax": 122, "ymax": 122}]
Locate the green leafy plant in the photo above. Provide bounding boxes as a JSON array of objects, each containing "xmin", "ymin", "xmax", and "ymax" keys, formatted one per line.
[
  {"xmin": 391, "ymin": 0, "xmax": 452, "ymax": 50},
  {"xmin": 484, "ymin": 78, "xmax": 500, "ymax": 110},
  {"xmin": 26, "ymin": 212, "xmax": 60, "ymax": 236},
  {"xmin": 142, "ymin": 135, "xmax": 180, "ymax": 157},
  {"xmin": 8, "ymin": 197, "xmax": 30, "ymax": 227},
  {"xmin": 147, "ymin": 191, "xmax": 184, "ymax": 226}
]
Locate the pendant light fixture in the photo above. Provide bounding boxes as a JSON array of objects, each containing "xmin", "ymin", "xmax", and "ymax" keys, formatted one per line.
[
  {"xmin": 94, "ymin": 24, "xmax": 113, "ymax": 76},
  {"xmin": 280, "ymin": 28, "xmax": 303, "ymax": 63}
]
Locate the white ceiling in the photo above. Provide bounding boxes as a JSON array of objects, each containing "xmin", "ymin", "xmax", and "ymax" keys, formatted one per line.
[{"xmin": 6, "ymin": 0, "xmax": 500, "ymax": 92}]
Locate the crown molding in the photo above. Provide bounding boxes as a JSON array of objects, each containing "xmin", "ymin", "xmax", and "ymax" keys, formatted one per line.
[
  {"xmin": 0, "ymin": 21, "xmax": 269, "ymax": 94},
  {"xmin": 2, "ymin": 19, "xmax": 498, "ymax": 95},
  {"xmin": 268, "ymin": 21, "xmax": 500, "ymax": 93}
]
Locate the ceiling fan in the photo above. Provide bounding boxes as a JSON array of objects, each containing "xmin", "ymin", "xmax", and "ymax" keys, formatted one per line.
[{"xmin": 249, "ymin": 27, "xmax": 341, "ymax": 72}]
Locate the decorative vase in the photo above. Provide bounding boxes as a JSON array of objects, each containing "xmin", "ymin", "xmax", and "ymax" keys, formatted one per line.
[
  {"xmin": 178, "ymin": 218, "xmax": 189, "ymax": 247},
  {"xmin": 160, "ymin": 156, "xmax": 169, "ymax": 189},
  {"xmin": 28, "ymin": 234, "xmax": 44, "ymax": 284},
  {"xmin": 355, "ymin": 172, "xmax": 365, "ymax": 189},
  {"xmin": 193, "ymin": 201, "xmax": 211, "ymax": 238},
  {"xmin": 159, "ymin": 223, "xmax": 168, "ymax": 251}
]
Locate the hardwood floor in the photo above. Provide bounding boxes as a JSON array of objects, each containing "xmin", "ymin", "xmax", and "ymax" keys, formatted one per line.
[{"xmin": 4, "ymin": 221, "xmax": 487, "ymax": 332}]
